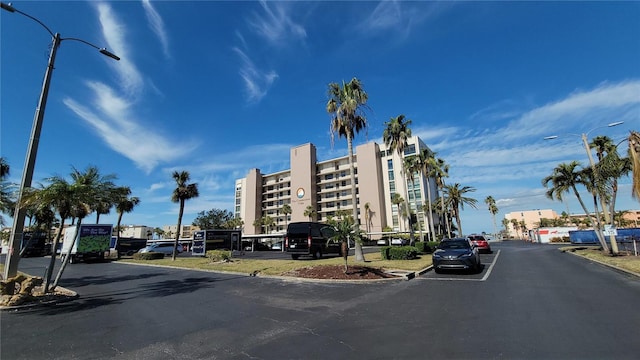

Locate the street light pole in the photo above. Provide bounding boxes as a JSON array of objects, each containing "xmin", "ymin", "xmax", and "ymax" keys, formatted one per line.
[{"xmin": 2, "ymin": 2, "xmax": 119, "ymax": 281}]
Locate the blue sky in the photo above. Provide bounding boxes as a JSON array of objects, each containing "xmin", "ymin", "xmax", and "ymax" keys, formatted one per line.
[{"xmin": 2, "ymin": 1, "xmax": 639, "ymax": 235}]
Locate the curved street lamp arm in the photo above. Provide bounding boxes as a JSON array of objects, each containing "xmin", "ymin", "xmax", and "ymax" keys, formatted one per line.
[
  {"xmin": 63, "ymin": 37, "xmax": 120, "ymax": 60},
  {"xmin": 1, "ymin": 2, "xmax": 55, "ymax": 37}
]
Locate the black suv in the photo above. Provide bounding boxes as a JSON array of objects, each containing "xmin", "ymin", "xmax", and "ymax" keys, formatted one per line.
[{"xmin": 284, "ymin": 222, "xmax": 341, "ymax": 259}]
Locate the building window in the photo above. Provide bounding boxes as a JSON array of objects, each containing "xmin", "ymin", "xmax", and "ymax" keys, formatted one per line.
[{"xmin": 404, "ymin": 144, "xmax": 416, "ymax": 155}]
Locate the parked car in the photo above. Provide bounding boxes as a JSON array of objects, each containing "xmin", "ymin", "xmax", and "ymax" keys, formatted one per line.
[
  {"xmin": 284, "ymin": 222, "xmax": 341, "ymax": 259},
  {"xmin": 391, "ymin": 238, "xmax": 408, "ymax": 246},
  {"xmin": 467, "ymin": 234, "xmax": 492, "ymax": 253},
  {"xmin": 138, "ymin": 242, "xmax": 182, "ymax": 256},
  {"xmin": 376, "ymin": 238, "xmax": 389, "ymax": 246},
  {"xmin": 271, "ymin": 242, "xmax": 282, "ymax": 251},
  {"xmin": 432, "ymin": 238, "xmax": 481, "ymax": 273}
]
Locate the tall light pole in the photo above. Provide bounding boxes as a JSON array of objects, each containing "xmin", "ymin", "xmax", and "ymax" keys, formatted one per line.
[
  {"xmin": 544, "ymin": 121, "xmax": 624, "ymax": 255},
  {"xmin": 2, "ymin": 2, "xmax": 120, "ymax": 281}
]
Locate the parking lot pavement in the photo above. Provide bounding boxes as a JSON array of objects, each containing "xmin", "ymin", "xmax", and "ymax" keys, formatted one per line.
[{"xmin": 418, "ymin": 250, "xmax": 500, "ymax": 281}]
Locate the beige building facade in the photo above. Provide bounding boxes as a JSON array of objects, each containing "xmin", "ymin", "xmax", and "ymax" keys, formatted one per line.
[
  {"xmin": 504, "ymin": 209, "xmax": 559, "ymax": 237},
  {"xmin": 235, "ymin": 136, "xmax": 441, "ymax": 238}
]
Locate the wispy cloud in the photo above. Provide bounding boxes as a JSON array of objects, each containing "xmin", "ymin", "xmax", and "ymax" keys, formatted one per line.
[
  {"xmin": 359, "ymin": 1, "xmax": 453, "ymax": 39},
  {"xmin": 411, "ymin": 79, "xmax": 639, "ymax": 204},
  {"xmin": 248, "ymin": 0, "xmax": 306, "ymax": 46},
  {"xmin": 63, "ymin": 82, "xmax": 197, "ymax": 173},
  {"xmin": 233, "ymin": 47, "xmax": 278, "ymax": 104},
  {"xmin": 61, "ymin": 2, "xmax": 197, "ymax": 173},
  {"xmin": 141, "ymin": 0, "xmax": 170, "ymax": 59},
  {"xmin": 95, "ymin": 2, "xmax": 143, "ymax": 96}
]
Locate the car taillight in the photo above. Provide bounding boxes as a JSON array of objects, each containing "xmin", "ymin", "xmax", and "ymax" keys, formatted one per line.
[
  {"xmin": 308, "ymin": 236, "xmax": 312, "ymax": 248},
  {"xmin": 285, "ymin": 237, "xmax": 289, "ymax": 247}
]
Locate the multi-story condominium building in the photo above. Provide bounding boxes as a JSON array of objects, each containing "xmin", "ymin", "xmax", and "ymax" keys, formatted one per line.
[
  {"xmin": 116, "ymin": 225, "xmax": 156, "ymax": 239},
  {"xmin": 235, "ymin": 136, "xmax": 441, "ymax": 239},
  {"xmin": 162, "ymin": 224, "xmax": 200, "ymax": 239}
]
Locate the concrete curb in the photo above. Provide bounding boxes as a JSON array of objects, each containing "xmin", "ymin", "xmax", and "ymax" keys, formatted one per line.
[{"xmin": 562, "ymin": 249, "xmax": 640, "ymax": 278}]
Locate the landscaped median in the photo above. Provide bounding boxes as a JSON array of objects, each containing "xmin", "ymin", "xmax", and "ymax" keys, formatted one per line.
[
  {"xmin": 121, "ymin": 249, "xmax": 434, "ymax": 280},
  {"xmin": 559, "ymin": 245, "xmax": 640, "ymax": 276}
]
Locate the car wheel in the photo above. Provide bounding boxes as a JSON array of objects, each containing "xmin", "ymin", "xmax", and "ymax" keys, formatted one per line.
[
  {"xmin": 312, "ymin": 249, "xmax": 322, "ymax": 260},
  {"xmin": 291, "ymin": 254, "xmax": 299, "ymax": 260},
  {"xmin": 434, "ymin": 267, "xmax": 442, "ymax": 274}
]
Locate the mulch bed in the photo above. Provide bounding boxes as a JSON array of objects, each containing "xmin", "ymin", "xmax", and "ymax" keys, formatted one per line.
[{"xmin": 285, "ymin": 265, "xmax": 398, "ymax": 280}]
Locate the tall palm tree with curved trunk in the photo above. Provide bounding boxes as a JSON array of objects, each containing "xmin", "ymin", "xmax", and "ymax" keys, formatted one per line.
[
  {"xmin": 485, "ymin": 196, "xmax": 499, "ymax": 238},
  {"xmin": 114, "ymin": 186, "xmax": 140, "ymax": 258},
  {"xmin": 542, "ymin": 161, "xmax": 608, "ymax": 251},
  {"xmin": 443, "ymin": 183, "xmax": 478, "ymax": 237},
  {"xmin": 327, "ymin": 77, "xmax": 368, "ymax": 261},
  {"xmin": 383, "ymin": 114, "xmax": 415, "ymax": 244},
  {"xmin": 171, "ymin": 171, "xmax": 199, "ymax": 261}
]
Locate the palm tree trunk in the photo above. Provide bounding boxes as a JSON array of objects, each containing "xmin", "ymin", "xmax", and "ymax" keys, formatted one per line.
[
  {"xmin": 572, "ymin": 186, "xmax": 608, "ymax": 252},
  {"xmin": 425, "ymin": 179, "xmax": 435, "ymax": 242},
  {"xmin": 173, "ymin": 200, "xmax": 184, "ymax": 261},
  {"xmin": 347, "ymin": 135, "xmax": 365, "ymax": 262},
  {"xmin": 115, "ymin": 212, "xmax": 124, "ymax": 259},
  {"xmin": 51, "ymin": 219, "xmax": 82, "ymax": 291},
  {"xmin": 44, "ymin": 219, "xmax": 65, "ymax": 293}
]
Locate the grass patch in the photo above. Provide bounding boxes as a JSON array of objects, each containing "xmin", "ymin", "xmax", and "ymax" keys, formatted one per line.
[
  {"xmin": 121, "ymin": 252, "xmax": 433, "ymax": 276},
  {"xmin": 561, "ymin": 246, "xmax": 640, "ymax": 274}
]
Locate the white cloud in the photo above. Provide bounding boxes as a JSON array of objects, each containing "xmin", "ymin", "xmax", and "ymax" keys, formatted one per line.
[
  {"xmin": 95, "ymin": 2, "xmax": 144, "ymax": 96},
  {"xmin": 248, "ymin": 0, "xmax": 306, "ymax": 46},
  {"xmin": 141, "ymin": 0, "xmax": 170, "ymax": 59},
  {"xmin": 232, "ymin": 47, "xmax": 278, "ymax": 104}
]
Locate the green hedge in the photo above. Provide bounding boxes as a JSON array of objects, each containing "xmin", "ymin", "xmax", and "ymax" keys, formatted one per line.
[
  {"xmin": 380, "ymin": 246, "xmax": 418, "ymax": 260},
  {"xmin": 132, "ymin": 252, "xmax": 165, "ymax": 260}
]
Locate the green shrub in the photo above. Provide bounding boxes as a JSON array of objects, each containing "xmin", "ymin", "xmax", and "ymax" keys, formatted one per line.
[
  {"xmin": 414, "ymin": 241, "xmax": 434, "ymax": 254},
  {"xmin": 387, "ymin": 246, "xmax": 418, "ymax": 260},
  {"xmin": 132, "ymin": 252, "xmax": 165, "ymax": 260},
  {"xmin": 206, "ymin": 250, "xmax": 231, "ymax": 262},
  {"xmin": 380, "ymin": 246, "xmax": 391, "ymax": 260}
]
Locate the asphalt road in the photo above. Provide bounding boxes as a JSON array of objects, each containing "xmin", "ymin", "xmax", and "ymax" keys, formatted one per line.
[{"xmin": 2, "ymin": 241, "xmax": 639, "ymax": 359}]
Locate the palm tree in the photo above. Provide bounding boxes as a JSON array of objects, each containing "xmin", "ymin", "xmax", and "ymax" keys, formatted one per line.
[
  {"xmin": 52, "ymin": 166, "xmax": 115, "ymax": 290},
  {"xmin": 281, "ymin": 203, "xmax": 291, "ymax": 231},
  {"xmin": 304, "ymin": 205, "xmax": 317, "ymax": 221},
  {"xmin": 403, "ymin": 155, "xmax": 421, "ymax": 244},
  {"xmin": 363, "ymin": 202, "xmax": 371, "ymax": 235},
  {"xmin": 326, "ymin": 77, "xmax": 369, "ymax": 262},
  {"xmin": 391, "ymin": 192, "xmax": 405, "ymax": 233},
  {"xmin": 443, "ymin": 183, "xmax": 478, "ymax": 237},
  {"xmin": 432, "ymin": 157, "xmax": 450, "ymax": 237},
  {"xmin": 114, "ymin": 186, "xmax": 140, "ymax": 258},
  {"xmin": 171, "ymin": 171, "xmax": 199, "ymax": 261},
  {"xmin": 252, "ymin": 218, "xmax": 264, "ymax": 233},
  {"xmin": 510, "ymin": 219, "xmax": 520, "ymax": 238},
  {"xmin": 630, "ymin": 131, "xmax": 640, "ymax": 199},
  {"xmin": 542, "ymin": 161, "xmax": 608, "ymax": 251},
  {"xmin": 24, "ymin": 177, "xmax": 74, "ymax": 292},
  {"xmin": 417, "ymin": 149, "xmax": 437, "ymax": 242},
  {"xmin": 327, "ymin": 212, "xmax": 363, "ymax": 273},
  {"xmin": 263, "ymin": 216, "xmax": 275, "ymax": 233},
  {"xmin": 0, "ymin": 157, "xmax": 13, "ymax": 226},
  {"xmin": 383, "ymin": 114, "xmax": 415, "ymax": 244},
  {"xmin": 501, "ymin": 218, "xmax": 510, "ymax": 238},
  {"xmin": 485, "ymin": 196, "xmax": 499, "ymax": 239},
  {"xmin": 154, "ymin": 227, "xmax": 165, "ymax": 239}
]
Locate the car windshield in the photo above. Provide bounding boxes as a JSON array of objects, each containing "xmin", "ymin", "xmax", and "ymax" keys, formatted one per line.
[{"xmin": 439, "ymin": 241, "xmax": 470, "ymax": 250}]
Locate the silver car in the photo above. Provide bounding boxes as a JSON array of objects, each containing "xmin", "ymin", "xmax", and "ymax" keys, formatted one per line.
[{"xmin": 138, "ymin": 242, "xmax": 182, "ymax": 256}]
